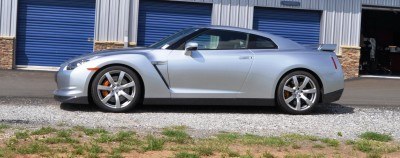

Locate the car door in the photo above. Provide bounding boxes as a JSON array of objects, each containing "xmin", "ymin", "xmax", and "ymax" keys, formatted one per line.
[{"xmin": 167, "ymin": 29, "xmax": 254, "ymax": 98}]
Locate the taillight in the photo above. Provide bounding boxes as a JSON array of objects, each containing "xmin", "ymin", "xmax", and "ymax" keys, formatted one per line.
[{"xmin": 331, "ymin": 57, "xmax": 338, "ymax": 70}]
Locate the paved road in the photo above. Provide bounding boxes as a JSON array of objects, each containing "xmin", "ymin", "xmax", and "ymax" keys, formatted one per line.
[
  {"xmin": 1, "ymin": 70, "xmax": 400, "ymax": 106},
  {"xmin": 0, "ymin": 70, "xmax": 56, "ymax": 98},
  {"xmin": 337, "ymin": 77, "xmax": 400, "ymax": 106}
]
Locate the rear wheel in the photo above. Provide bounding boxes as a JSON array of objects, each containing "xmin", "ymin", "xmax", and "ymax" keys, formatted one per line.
[
  {"xmin": 276, "ymin": 71, "xmax": 321, "ymax": 115},
  {"xmin": 91, "ymin": 66, "xmax": 142, "ymax": 112}
]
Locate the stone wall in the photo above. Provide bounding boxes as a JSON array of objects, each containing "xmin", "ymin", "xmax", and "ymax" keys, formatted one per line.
[
  {"xmin": 340, "ymin": 46, "xmax": 361, "ymax": 79},
  {"xmin": 0, "ymin": 37, "xmax": 15, "ymax": 70},
  {"xmin": 94, "ymin": 41, "xmax": 136, "ymax": 51}
]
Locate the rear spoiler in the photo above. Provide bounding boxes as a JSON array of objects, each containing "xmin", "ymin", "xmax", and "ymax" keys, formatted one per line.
[{"xmin": 318, "ymin": 44, "xmax": 337, "ymax": 52}]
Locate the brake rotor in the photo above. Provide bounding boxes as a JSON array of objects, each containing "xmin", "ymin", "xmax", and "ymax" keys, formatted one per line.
[{"xmin": 101, "ymin": 80, "xmax": 110, "ymax": 97}]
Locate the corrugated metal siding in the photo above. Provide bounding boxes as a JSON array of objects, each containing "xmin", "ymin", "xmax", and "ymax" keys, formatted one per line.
[
  {"xmin": 362, "ymin": 0, "xmax": 400, "ymax": 7},
  {"xmin": 254, "ymin": 0, "xmax": 324, "ymax": 10},
  {"xmin": 0, "ymin": 0, "xmax": 17, "ymax": 37},
  {"xmin": 212, "ymin": 0, "xmax": 255, "ymax": 29},
  {"xmin": 93, "ymin": 0, "xmax": 365, "ymax": 50},
  {"xmin": 16, "ymin": 0, "xmax": 96, "ymax": 66},
  {"xmin": 95, "ymin": 0, "xmax": 130, "ymax": 42},
  {"xmin": 320, "ymin": 0, "xmax": 362, "ymax": 53},
  {"xmin": 254, "ymin": 7, "xmax": 321, "ymax": 46}
]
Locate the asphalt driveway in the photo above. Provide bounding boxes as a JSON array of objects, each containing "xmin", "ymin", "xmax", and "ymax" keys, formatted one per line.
[{"xmin": 0, "ymin": 70, "xmax": 400, "ymax": 106}]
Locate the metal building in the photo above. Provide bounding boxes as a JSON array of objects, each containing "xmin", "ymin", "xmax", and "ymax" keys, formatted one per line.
[{"xmin": 1, "ymin": 0, "xmax": 400, "ymax": 79}]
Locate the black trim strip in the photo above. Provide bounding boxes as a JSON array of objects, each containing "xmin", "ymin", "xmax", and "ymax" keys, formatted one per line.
[
  {"xmin": 143, "ymin": 98, "xmax": 275, "ymax": 106},
  {"xmin": 152, "ymin": 65, "xmax": 170, "ymax": 89}
]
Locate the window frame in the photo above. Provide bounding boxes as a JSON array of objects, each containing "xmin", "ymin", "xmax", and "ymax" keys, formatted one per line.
[
  {"xmin": 175, "ymin": 29, "xmax": 251, "ymax": 50},
  {"xmin": 247, "ymin": 34, "xmax": 279, "ymax": 50},
  {"xmin": 169, "ymin": 28, "xmax": 279, "ymax": 51}
]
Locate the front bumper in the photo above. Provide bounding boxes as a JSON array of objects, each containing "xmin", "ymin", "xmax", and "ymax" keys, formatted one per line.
[
  {"xmin": 54, "ymin": 95, "xmax": 89, "ymax": 104},
  {"xmin": 53, "ymin": 65, "xmax": 95, "ymax": 104}
]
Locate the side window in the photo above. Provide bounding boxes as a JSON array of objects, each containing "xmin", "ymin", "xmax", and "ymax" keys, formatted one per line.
[
  {"xmin": 187, "ymin": 29, "xmax": 248, "ymax": 50},
  {"xmin": 248, "ymin": 34, "xmax": 278, "ymax": 49}
]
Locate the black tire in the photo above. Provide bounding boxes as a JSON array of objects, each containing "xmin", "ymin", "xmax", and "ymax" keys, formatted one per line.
[
  {"xmin": 91, "ymin": 66, "xmax": 142, "ymax": 112},
  {"xmin": 276, "ymin": 71, "xmax": 321, "ymax": 115}
]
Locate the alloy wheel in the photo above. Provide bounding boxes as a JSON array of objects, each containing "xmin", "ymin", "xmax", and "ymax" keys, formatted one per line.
[
  {"xmin": 282, "ymin": 75, "xmax": 317, "ymax": 111},
  {"xmin": 96, "ymin": 70, "xmax": 136, "ymax": 109}
]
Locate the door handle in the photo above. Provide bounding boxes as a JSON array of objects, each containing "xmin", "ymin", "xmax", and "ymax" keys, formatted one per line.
[{"xmin": 239, "ymin": 56, "xmax": 253, "ymax": 60}]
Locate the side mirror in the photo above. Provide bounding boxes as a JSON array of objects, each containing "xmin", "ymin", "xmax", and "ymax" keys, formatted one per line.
[{"xmin": 184, "ymin": 42, "xmax": 198, "ymax": 56}]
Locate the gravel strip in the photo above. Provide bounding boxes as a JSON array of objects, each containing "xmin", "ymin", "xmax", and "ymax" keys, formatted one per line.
[{"xmin": 0, "ymin": 97, "xmax": 400, "ymax": 140}]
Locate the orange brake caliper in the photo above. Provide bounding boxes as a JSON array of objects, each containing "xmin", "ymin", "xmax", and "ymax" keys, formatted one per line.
[{"xmin": 102, "ymin": 80, "xmax": 111, "ymax": 97}]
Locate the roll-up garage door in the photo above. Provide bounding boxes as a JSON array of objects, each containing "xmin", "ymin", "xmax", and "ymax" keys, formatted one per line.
[
  {"xmin": 138, "ymin": 0, "xmax": 212, "ymax": 46},
  {"xmin": 16, "ymin": 0, "xmax": 96, "ymax": 67},
  {"xmin": 254, "ymin": 7, "xmax": 321, "ymax": 46}
]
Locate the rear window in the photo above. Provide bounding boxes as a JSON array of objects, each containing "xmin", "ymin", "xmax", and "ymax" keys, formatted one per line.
[{"xmin": 248, "ymin": 34, "xmax": 278, "ymax": 49}]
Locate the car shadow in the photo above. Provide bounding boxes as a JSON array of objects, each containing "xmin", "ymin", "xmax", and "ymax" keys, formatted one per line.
[{"xmin": 60, "ymin": 103, "xmax": 354, "ymax": 115}]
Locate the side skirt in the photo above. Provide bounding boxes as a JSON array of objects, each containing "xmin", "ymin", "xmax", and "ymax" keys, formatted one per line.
[{"xmin": 143, "ymin": 98, "xmax": 276, "ymax": 106}]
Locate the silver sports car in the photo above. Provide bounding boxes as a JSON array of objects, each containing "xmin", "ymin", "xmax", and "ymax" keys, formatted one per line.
[{"xmin": 54, "ymin": 26, "xmax": 344, "ymax": 114}]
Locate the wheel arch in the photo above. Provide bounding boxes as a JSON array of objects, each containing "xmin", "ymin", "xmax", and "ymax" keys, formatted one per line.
[
  {"xmin": 87, "ymin": 64, "xmax": 145, "ymax": 104},
  {"xmin": 274, "ymin": 68, "xmax": 324, "ymax": 103}
]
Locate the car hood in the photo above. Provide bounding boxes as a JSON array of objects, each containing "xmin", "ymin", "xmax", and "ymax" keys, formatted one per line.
[{"xmin": 64, "ymin": 47, "xmax": 157, "ymax": 63}]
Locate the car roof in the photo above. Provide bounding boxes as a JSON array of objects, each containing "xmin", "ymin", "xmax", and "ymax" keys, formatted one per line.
[{"xmin": 195, "ymin": 25, "xmax": 306, "ymax": 50}]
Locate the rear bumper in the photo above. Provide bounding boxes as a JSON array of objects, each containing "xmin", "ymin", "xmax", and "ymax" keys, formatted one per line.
[
  {"xmin": 54, "ymin": 95, "xmax": 89, "ymax": 104},
  {"xmin": 322, "ymin": 89, "xmax": 343, "ymax": 103}
]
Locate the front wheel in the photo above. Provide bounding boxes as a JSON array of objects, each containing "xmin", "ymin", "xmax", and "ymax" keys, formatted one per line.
[
  {"xmin": 276, "ymin": 71, "xmax": 321, "ymax": 115},
  {"xmin": 91, "ymin": 66, "xmax": 142, "ymax": 112}
]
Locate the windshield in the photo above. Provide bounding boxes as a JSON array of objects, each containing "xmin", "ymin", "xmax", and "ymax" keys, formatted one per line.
[{"xmin": 148, "ymin": 28, "xmax": 198, "ymax": 49}]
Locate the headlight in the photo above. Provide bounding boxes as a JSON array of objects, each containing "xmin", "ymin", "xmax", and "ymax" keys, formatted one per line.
[
  {"xmin": 66, "ymin": 59, "xmax": 90, "ymax": 70},
  {"xmin": 65, "ymin": 56, "xmax": 100, "ymax": 70}
]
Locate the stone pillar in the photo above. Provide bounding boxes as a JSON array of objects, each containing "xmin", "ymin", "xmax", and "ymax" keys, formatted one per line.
[
  {"xmin": 94, "ymin": 41, "xmax": 136, "ymax": 51},
  {"xmin": 0, "ymin": 37, "xmax": 15, "ymax": 70},
  {"xmin": 340, "ymin": 46, "xmax": 361, "ymax": 79}
]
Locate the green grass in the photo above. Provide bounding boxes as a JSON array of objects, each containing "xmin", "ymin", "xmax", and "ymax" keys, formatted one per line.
[
  {"xmin": 283, "ymin": 134, "xmax": 319, "ymax": 142},
  {"xmin": 162, "ymin": 126, "xmax": 191, "ymax": 144},
  {"xmin": 0, "ymin": 148, "xmax": 6, "ymax": 157},
  {"xmin": 142, "ymin": 135, "xmax": 165, "ymax": 151},
  {"xmin": 312, "ymin": 144, "xmax": 325, "ymax": 149},
  {"xmin": 354, "ymin": 140, "xmax": 374, "ymax": 152},
  {"xmin": 15, "ymin": 131, "xmax": 30, "ymax": 139},
  {"xmin": 284, "ymin": 153, "xmax": 312, "ymax": 158},
  {"xmin": 360, "ymin": 132, "xmax": 393, "ymax": 142},
  {"xmin": 216, "ymin": 132, "xmax": 240, "ymax": 142},
  {"xmin": 57, "ymin": 129, "xmax": 72, "ymax": 138},
  {"xmin": 367, "ymin": 152, "xmax": 383, "ymax": 158},
  {"xmin": 72, "ymin": 145, "xmax": 85, "ymax": 155},
  {"xmin": 96, "ymin": 131, "xmax": 137, "ymax": 143},
  {"xmin": 292, "ymin": 143, "xmax": 301, "ymax": 149},
  {"xmin": 240, "ymin": 151, "xmax": 254, "ymax": 158},
  {"xmin": 96, "ymin": 133, "xmax": 115, "ymax": 143},
  {"xmin": 73, "ymin": 126, "xmax": 108, "ymax": 136},
  {"xmin": 175, "ymin": 151, "xmax": 200, "ymax": 158},
  {"xmin": 16, "ymin": 142, "xmax": 50, "ymax": 154},
  {"xmin": 42, "ymin": 137, "xmax": 79, "ymax": 144},
  {"xmin": 241, "ymin": 134, "xmax": 288, "ymax": 147},
  {"xmin": 352, "ymin": 139, "xmax": 399, "ymax": 154},
  {"xmin": 31, "ymin": 127, "xmax": 57, "ymax": 135},
  {"xmin": 195, "ymin": 146, "xmax": 213, "ymax": 156},
  {"xmin": 320, "ymin": 138, "xmax": 340, "ymax": 147},
  {"xmin": 262, "ymin": 151, "xmax": 276, "ymax": 158},
  {"xmin": 114, "ymin": 131, "xmax": 136, "ymax": 142},
  {"xmin": 87, "ymin": 143, "xmax": 104, "ymax": 154},
  {"xmin": 0, "ymin": 124, "xmax": 9, "ymax": 129},
  {"xmin": 108, "ymin": 150, "xmax": 124, "ymax": 158},
  {"xmin": 112, "ymin": 143, "xmax": 134, "ymax": 153}
]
